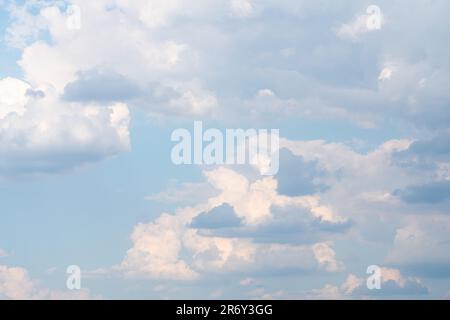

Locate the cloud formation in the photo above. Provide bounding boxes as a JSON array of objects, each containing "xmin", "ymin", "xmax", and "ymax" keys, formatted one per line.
[
  {"xmin": 1, "ymin": 0, "xmax": 450, "ymax": 299},
  {"xmin": 0, "ymin": 264, "xmax": 92, "ymax": 300},
  {"xmin": 120, "ymin": 166, "xmax": 346, "ymax": 280},
  {"xmin": 0, "ymin": 77, "xmax": 130, "ymax": 177}
]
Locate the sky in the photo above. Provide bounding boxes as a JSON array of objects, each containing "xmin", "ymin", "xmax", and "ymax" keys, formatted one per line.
[{"xmin": 0, "ymin": 0, "xmax": 449, "ymax": 300}]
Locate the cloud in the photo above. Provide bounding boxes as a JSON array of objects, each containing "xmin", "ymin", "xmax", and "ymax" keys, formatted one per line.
[
  {"xmin": 119, "ymin": 134, "xmax": 448, "ymax": 282},
  {"xmin": 119, "ymin": 204, "xmax": 322, "ymax": 278},
  {"xmin": 341, "ymin": 274, "xmax": 364, "ymax": 295},
  {"xmin": 386, "ymin": 221, "xmax": 450, "ymax": 277},
  {"xmin": 191, "ymin": 204, "xmax": 243, "ymax": 229},
  {"xmin": 0, "ymin": 77, "xmax": 29, "ymax": 119},
  {"xmin": 0, "ymin": 265, "xmax": 36, "ymax": 299},
  {"xmin": 2, "ymin": 0, "xmax": 450, "ymax": 298},
  {"xmin": 307, "ymin": 268, "xmax": 429, "ymax": 300},
  {"xmin": 312, "ymin": 242, "xmax": 344, "ymax": 273},
  {"xmin": 394, "ymin": 181, "xmax": 450, "ymax": 204},
  {"xmin": 161, "ymin": 80, "xmax": 219, "ymax": 117},
  {"xmin": 276, "ymin": 148, "xmax": 329, "ymax": 197},
  {"xmin": 378, "ymin": 67, "xmax": 394, "ymax": 81},
  {"xmin": 336, "ymin": 6, "xmax": 383, "ymax": 41},
  {"xmin": 4, "ymin": 0, "xmax": 450, "ymax": 131},
  {"xmin": 119, "ymin": 166, "xmax": 347, "ymax": 279},
  {"xmin": 115, "ymin": 0, "xmax": 184, "ymax": 28},
  {"xmin": 344, "ymin": 268, "xmax": 429, "ymax": 297},
  {"xmin": 247, "ymin": 288, "xmax": 288, "ymax": 300},
  {"xmin": 239, "ymin": 277, "xmax": 257, "ymax": 286},
  {"xmin": 204, "ymin": 167, "xmax": 347, "ymax": 226},
  {"xmin": 0, "ymin": 264, "xmax": 92, "ymax": 300},
  {"xmin": 0, "ymin": 77, "xmax": 130, "ymax": 178},
  {"xmin": 7, "ymin": 1, "xmax": 213, "ymax": 120},
  {"xmin": 63, "ymin": 69, "xmax": 141, "ymax": 103},
  {"xmin": 306, "ymin": 284, "xmax": 343, "ymax": 300},
  {"xmin": 119, "ymin": 211, "xmax": 200, "ymax": 281}
]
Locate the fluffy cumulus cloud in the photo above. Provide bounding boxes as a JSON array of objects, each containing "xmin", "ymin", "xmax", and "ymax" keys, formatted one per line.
[
  {"xmin": 2, "ymin": 0, "xmax": 450, "ymax": 177},
  {"xmin": 0, "ymin": 2, "xmax": 138, "ymax": 178},
  {"xmin": 0, "ymin": 76, "xmax": 130, "ymax": 177},
  {"xmin": 117, "ymin": 134, "xmax": 450, "ymax": 297},
  {"xmin": 0, "ymin": 265, "xmax": 34, "ymax": 299},
  {"xmin": 4, "ymin": 0, "xmax": 450, "ymax": 129},
  {"xmin": 120, "ymin": 209, "xmax": 200, "ymax": 280},
  {"xmin": 119, "ymin": 166, "xmax": 346, "ymax": 280}
]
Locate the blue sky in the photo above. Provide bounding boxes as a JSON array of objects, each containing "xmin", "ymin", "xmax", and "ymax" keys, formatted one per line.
[{"xmin": 0, "ymin": 0, "xmax": 449, "ymax": 300}]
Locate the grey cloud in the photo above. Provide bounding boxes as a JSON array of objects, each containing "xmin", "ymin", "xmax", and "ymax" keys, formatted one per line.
[
  {"xmin": 394, "ymin": 181, "xmax": 450, "ymax": 204},
  {"xmin": 276, "ymin": 148, "xmax": 329, "ymax": 197},
  {"xmin": 63, "ymin": 70, "xmax": 141, "ymax": 103},
  {"xmin": 190, "ymin": 204, "xmax": 243, "ymax": 229},
  {"xmin": 195, "ymin": 205, "xmax": 352, "ymax": 245},
  {"xmin": 25, "ymin": 88, "xmax": 45, "ymax": 99},
  {"xmin": 395, "ymin": 135, "xmax": 450, "ymax": 165}
]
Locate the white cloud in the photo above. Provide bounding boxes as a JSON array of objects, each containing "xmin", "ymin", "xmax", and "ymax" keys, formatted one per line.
[
  {"xmin": 5, "ymin": 0, "xmax": 450, "ymax": 131},
  {"xmin": 116, "ymin": 0, "xmax": 183, "ymax": 28},
  {"xmin": 120, "ymin": 212, "xmax": 199, "ymax": 280},
  {"xmin": 0, "ymin": 77, "xmax": 130, "ymax": 177},
  {"xmin": 239, "ymin": 277, "xmax": 257, "ymax": 286},
  {"xmin": 119, "ymin": 165, "xmax": 347, "ymax": 279},
  {"xmin": 336, "ymin": 14, "xmax": 369, "ymax": 40},
  {"xmin": 308, "ymin": 268, "xmax": 428, "ymax": 299},
  {"xmin": 341, "ymin": 274, "xmax": 364, "ymax": 295},
  {"xmin": 0, "ymin": 265, "xmax": 34, "ymax": 299},
  {"xmin": 164, "ymin": 80, "xmax": 219, "ymax": 116},
  {"xmin": 119, "ymin": 204, "xmax": 320, "ymax": 278},
  {"xmin": 312, "ymin": 242, "xmax": 345, "ymax": 273},
  {"xmin": 306, "ymin": 284, "xmax": 343, "ymax": 300},
  {"xmin": 256, "ymin": 89, "xmax": 275, "ymax": 98},
  {"xmin": 205, "ymin": 167, "xmax": 346, "ymax": 225},
  {"xmin": 342, "ymin": 268, "xmax": 428, "ymax": 297},
  {"xmin": 7, "ymin": 1, "xmax": 201, "ymax": 115},
  {"xmin": 115, "ymin": 132, "xmax": 450, "ymax": 289},
  {"xmin": 378, "ymin": 67, "xmax": 394, "ymax": 81},
  {"xmin": 2, "ymin": 0, "xmax": 450, "ymax": 297},
  {"xmin": 0, "ymin": 77, "xmax": 29, "ymax": 118},
  {"xmin": 37, "ymin": 288, "xmax": 92, "ymax": 300},
  {"xmin": 336, "ymin": 7, "xmax": 383, "ymax": 41}
]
